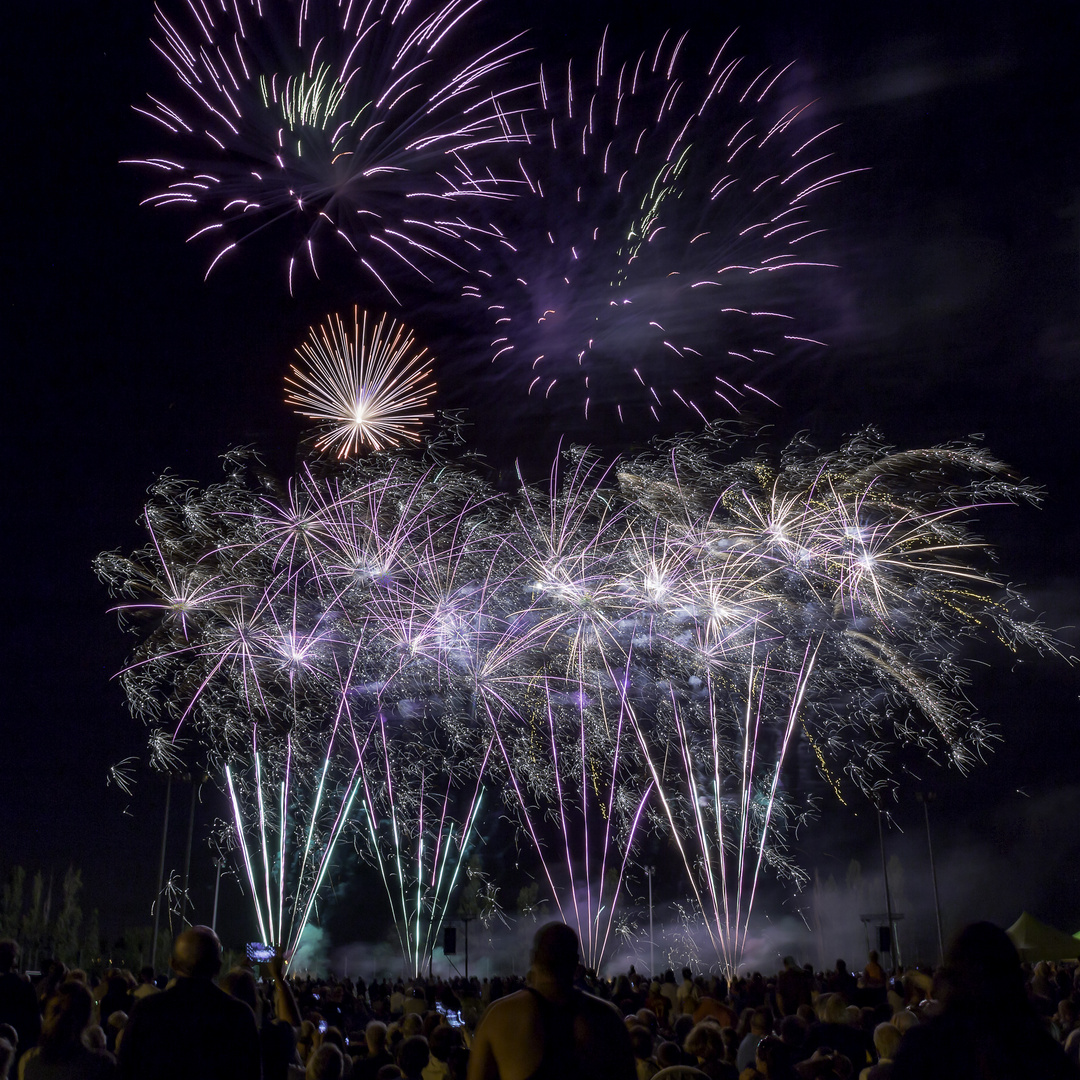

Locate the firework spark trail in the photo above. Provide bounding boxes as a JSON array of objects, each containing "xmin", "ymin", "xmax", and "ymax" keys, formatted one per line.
[
  {"xmin": 424, "ymin": 741, "xmax": 493, "ymax": 969},
  {"xmin": 225, "ymin": 762, "xmax": 271, "ymax": 946},
  {"xmin": 286, "ymin": 308, "xmax": 436, "ymax": 455},
  {"xmin": 219, "ymin": 678, "xmax": 366, "ymax": 958},
  {"xmin": 96, "ymin": 427, "xmax": 1061, "ymax": 971},
  {"xmin": 462, "ymin": 30, "xmax": 863, "ymax": 428},
  {"xmin": 126, "ymin": 0, "xmax": 530, "ymax": 296},
  {"xmin": 529, "ymin": 663, "xmax": 652, "ymax": 972},
  {"xmin": 584, "ymin": 654, "xmax": 658, "ymax": 968},
  {"xmin": 622, "ymin": 638, "xmax": 821, "ymax": 974},
  {"xmin": 288, "ymin": 768, "xmax": 365, "ymax": 956},
  {"xmin": 491, "ymin": 451, "xmax": 655, "ymax": 968},
  {"xmin": 738, "ymin": 640, "xmax": 820, "ymax": 964},
  {"xmin": 285, "ymin": 642, "xmax": 370, "ymax": 951},
  {"xmin": 356, "ymin": 714, "xmax": 494, "ymax": 977}
]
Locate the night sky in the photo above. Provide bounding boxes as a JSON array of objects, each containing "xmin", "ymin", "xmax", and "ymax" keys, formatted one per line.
[{"xmin": 4, "ymin": 0, "xmax": 1079, "ymax": 964}]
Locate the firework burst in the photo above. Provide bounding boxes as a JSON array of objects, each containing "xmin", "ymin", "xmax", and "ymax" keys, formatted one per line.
[
  {"xmin": 97, "ymin": 427, "xmax": 1059, "ymax": 971},
  {"xmin": 286, "ymin": 308, "xmax": 436, "ymax": 456},
  {"xmin": 461, "ymin": 29, "xmax": 861, "ymax": 428},
  {"xmin": 125, "ymin": 0, "xmax": 529, "ymax": 297}
]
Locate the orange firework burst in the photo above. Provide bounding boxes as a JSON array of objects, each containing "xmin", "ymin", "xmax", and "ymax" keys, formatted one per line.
[{"xmin": 286, "ymin": 308, "xmax": 436, "ymax": 456}]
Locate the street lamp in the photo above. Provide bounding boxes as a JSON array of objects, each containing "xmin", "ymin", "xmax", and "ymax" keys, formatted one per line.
[
  {"xmin": 916, "ymin": 791, "xmax": 945, "ymax": 966},
  {"xmin": 644, "ymin": 865, "xmax": 655, "ymax": 975},
  {"xmin": 876, "ymin": 803, "xmax": 902, "ymax": 968},
  {"xmin": 151, "ymin": 776, "xmax": 172, "ymax": 973}
]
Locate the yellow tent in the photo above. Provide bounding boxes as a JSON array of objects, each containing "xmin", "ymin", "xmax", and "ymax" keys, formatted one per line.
[{"xmin": 1005, "ymin": 912, "xmax": 1080, "ymax": 962}]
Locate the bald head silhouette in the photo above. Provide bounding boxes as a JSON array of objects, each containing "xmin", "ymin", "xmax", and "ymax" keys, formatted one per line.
[
  {"xmin": 170, "ymin": 926, "xmax": 223, "ymax": 980},
  {"xmin": 530, "ymin": 922, "xmax": 579, "ymax": 989}
]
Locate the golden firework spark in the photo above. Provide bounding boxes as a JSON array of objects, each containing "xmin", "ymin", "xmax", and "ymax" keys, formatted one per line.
[{"xmin": 286, "ymin": 308, "xmax": 435, "ymax": 456}]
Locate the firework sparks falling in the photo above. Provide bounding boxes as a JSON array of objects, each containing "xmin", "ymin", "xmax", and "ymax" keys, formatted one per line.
[
  {"xmin": 461, "ymin": 30, "xmax": 862, "ymax": 428},
  {"xmin": 355, "ymin": 719, "xmax": 493, "ymax": 978},
  {"xmin": 107, "ymin": 757, "xmax": 139, "ymax": 796},
  {"xmin": 125, "ymin": 0, "xmax": 529, "ymax": 297},
  {"xmin": 286, "ymin": 308, "xmax": 436, "ymax": 456}
]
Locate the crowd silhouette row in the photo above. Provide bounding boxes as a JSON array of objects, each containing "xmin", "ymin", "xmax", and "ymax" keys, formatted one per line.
[{"xmin": 1, "ymin": 921, "xmax": 1078, "ymax": 1079}]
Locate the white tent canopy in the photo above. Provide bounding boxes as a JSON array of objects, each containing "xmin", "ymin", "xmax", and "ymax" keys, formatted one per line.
[{"xmin": 1005, "ymin": 911, "xmax": 1080, "ymax": 962}]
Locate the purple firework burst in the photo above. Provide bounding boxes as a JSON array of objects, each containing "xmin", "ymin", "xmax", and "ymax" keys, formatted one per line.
[
  {"xmin": 464, "ymin": 28, "xmax": 863, "ymax": 428},
  {"xmin": 126, "ymin": 0, "xmax": 529, "ymax": 299}
]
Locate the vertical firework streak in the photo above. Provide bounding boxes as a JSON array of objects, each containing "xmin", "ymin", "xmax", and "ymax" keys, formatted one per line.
[
  {"xmin": 629, "ymin": 641, "xmax": 820, "ymax": 974},
  {"xmin": 222, "ymin": 735, "xmax": 364, "ymax": 958},
  {"xmin": 493, "ymin": 668, "xmax": 654, "ymax": 971},
  {"xmin": 356, "ymin": 718, "xmax": 493, "ymax": 977}
]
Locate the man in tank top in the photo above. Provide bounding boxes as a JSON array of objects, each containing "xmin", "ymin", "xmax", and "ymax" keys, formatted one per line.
[{"xmin": 467, "ymin": 922, "xmax": 636, "ymax": 1080}]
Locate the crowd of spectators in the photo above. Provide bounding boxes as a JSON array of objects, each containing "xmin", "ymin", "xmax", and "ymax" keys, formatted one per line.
[{"xmin": 0, "ymin": 921, "xmax": 1077, "ymax": 1079}]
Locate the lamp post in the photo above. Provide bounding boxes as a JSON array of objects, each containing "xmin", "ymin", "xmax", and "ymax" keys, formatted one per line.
[
  {"xmin": 916, "ymin": 791, "xmax": 945, "ymax": 966},
  {"xmin": 462, "ymin": 916, "xmax": 472, "ymax": 981},
  {"xmin": 645, "ymin": 865, "xmax": 655, "ymax": 976},
  {"xmin": 876, "ymin": 804, "xmax": 901, "ymax": 968},
  {"xmin": 179, "ymin": 774, "xmax": 204, "ymax": 928},
  {"xmin": 151, "ymin": 776, "xmax": 172, "ymax": 973}
]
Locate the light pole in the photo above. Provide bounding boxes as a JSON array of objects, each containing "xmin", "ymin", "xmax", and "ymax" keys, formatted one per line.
[
  {"xmin": 645, "ymin": 865, "xmax": 655, "ymax": 976},
  {"xmin": 462, "ymin": 916, "xmax": 472, "ymax": 981},
  {"xmin": 180, "ymin": 774, "xmax": 204, "ymax": 928},
  {"xmin": 210, "ymin": 857, "xmax": 224, "ymax": 933},
  {"xmin": 917, "ymin": 791, "xmax": 945, "ymax": 966},
  {"xmin": 876, "ymin": 804, "xmax": 901, "ymax": 968},
  {"xmin": 151, "ymin": 776, "xmax": 172, "ymax": 973}
]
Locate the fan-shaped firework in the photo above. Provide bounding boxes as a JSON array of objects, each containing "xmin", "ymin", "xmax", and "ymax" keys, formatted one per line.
[
  {"xmin": 97, "ymin": 428, "xmax": 1057, "ymax": 970},
  {"xmin": 463, "ymin": 29, "xmax": 860, "ymax": 427},
  {"xmin": 286, "ymin": 308, "xmax": 436, "ymax": 456},
  {"xmin": 125, "ymin": 0, "xmax": 528, "ymax": 297}
]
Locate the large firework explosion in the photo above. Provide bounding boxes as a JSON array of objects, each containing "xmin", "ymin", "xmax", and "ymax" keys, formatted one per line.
[
  {"xmin": 125, "ymin": 0, "xmax": 528, "ymax": 298},
  {"xmin": 96, "ymin": 426, "xmax": 1056, "ymax": 971}
]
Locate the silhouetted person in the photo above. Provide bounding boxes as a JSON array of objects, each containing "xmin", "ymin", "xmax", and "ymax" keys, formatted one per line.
[
  {"xmin": 775, "ymin": 959, "xmax": 812, "ymax": 1018},
  {"xmin": 467, "ymin": 922, "xmax": 636, "ymax": 1080},
  {"xmin": 97, "ymin": 975, "xmax": 131, "ymax": 1033},
  {"xmin": 355, "ymin": 1021, "xmax": 394, "ymax": 1080},
  {"xmin": 802, "ymin": 992, "xmax": 870, "ymax": 1076},
  {"xmin": 118, "ymin": 926, "xmax": 260, "ymax": 1080},
  {"xmin": 398, "ymin": 1036, "xmax": 429, "ymax": 1080},
  {"xmin": 307, "ymin": 1044, "xmax": 344, "ymax": 1080},
  {"xmin": 19, "ymin": 980, "xmax": 117, "ymax": 1079},
  {"xmin": 755, "ymin": 1034, "xmax": 797, "ymax": 1080},
  {"xmin": 0, "ymin": 941, "xmax": 40, "ymax": 1061},
  {"xmin": 891, "ymin": 921, "xmax": 1079, "ymax": 1079}
]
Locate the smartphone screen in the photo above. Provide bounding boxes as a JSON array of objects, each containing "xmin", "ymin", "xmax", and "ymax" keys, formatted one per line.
[{"xmin": 245, "ymin": 942, "xmax": 275, "ymax": 962}]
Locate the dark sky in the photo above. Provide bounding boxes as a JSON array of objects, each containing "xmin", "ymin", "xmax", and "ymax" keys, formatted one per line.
[{"xmin": 3, "ymin": 0, "xmax": 1078, "ymax": 962}]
